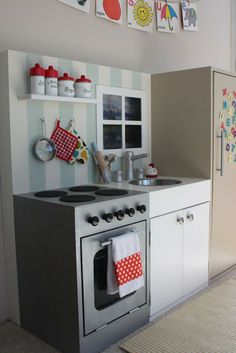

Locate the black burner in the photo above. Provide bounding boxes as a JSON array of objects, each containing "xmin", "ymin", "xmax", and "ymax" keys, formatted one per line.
[
  {"xmin": 69, "ymin": 185, "xmax": 100, "ymax": 192},
  {"xmin": 59, "ymin": 195, "xmax": 96, "ymax": 203},
  {"xmin": 95, "ymin": 189, "xmax": 128, "ymax": 196},
  {"xmin": 34, "ymin": 190, "xmax": 68, "ymax": 198}
]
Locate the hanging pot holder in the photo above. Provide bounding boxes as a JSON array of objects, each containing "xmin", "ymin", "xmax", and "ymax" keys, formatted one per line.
[
  {"xmin": 67, "ymin": 121, "xmax": 89, "ymax": 165},
  {"xmin": 50, "ymin": 119, "xmax": 78, "ymax": 161}
]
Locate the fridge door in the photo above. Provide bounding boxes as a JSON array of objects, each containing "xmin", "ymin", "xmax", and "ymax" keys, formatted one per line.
[{"xmin": 210, "ymin": 71, "xmax": 236, "ymax": 278}]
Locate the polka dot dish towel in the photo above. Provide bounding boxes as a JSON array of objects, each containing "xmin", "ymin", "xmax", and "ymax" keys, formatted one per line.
[{"xmin": 107, "ymin": 232, "xmax": 144, "ymax": 298}]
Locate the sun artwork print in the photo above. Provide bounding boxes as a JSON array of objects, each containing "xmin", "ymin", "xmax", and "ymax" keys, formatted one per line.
[{"xmin": 128, "ymin": 0, "xmax": 154, "ymax": 32}]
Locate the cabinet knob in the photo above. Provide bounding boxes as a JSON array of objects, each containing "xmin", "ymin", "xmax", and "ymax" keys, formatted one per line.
[
  {"xmin": 187, "ymin": 213, "xmax": 194, "ymax": 222},
  {"xmin": 177, "ymin": 217, "xmax": 184, "ymax": 225}
]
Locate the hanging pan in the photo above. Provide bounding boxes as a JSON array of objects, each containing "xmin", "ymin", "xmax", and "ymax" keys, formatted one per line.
[{"xmin": 33, "ymin": 117, "xmax": 56, "ymax": 162}]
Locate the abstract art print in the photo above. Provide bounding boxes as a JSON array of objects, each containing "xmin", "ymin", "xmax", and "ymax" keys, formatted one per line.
[
  {"xmin": 156, "ymin": 1, "xmax": 180, "ymax": 33},
  {"xmin": 58, "ymin": 0, "xmax": 90, "ymax": 13},
  {"xmin": 181, "ymin": 1, "xmax": 198, "ymax": 31},
  {"xmin": 96, "ymin": 0, "xmax": 122, "ymax": 24},
  {"xmin": 128, "ymin": 0, "xmax": 154, "ymax": 33}
]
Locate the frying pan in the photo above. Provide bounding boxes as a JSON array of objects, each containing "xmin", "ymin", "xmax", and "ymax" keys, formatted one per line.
[{"xmin": 33, "ymin": 118, "xmax": 56, "ymax": 162}]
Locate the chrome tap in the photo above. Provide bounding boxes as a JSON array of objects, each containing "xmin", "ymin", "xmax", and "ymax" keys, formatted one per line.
[{"xmin": 123, "ymin": 151, "xmax": 149, "ymax": 181}]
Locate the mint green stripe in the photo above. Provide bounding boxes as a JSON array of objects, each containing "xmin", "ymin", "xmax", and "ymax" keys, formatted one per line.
[
  {"xmin": 132, "ymin": 71, "xmax": 142, "ymax": 90},
  {"xmin": 26, "ymin": 54, "xmax": 46, "ymax": 191},
  {"xmin": 58, "ymin": 59, "xmax": 75, "ymax": 187},
  {"xmin": 111, "ymin": 68, "xmax": 121, "ymax": 87},
  {"xmin": 27, "ymin": 101, "xmax": 46, "ymax": 191},
  {"xmin": 86, "ymin": 64, "xmax": 99, "ymax": 183}
]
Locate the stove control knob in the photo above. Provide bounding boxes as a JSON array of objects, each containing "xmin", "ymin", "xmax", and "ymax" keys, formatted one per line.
[
  {"xmin": 88, "ymin": 216, "xmax": 100, "ymax": 226},
  {"xmin": 125, "ymin": 208, "xmax": 135, "ymax": 217},
  {"xmin": 137, "ymin": 205, "xmax": 146, "ymax": 214},
  {"xmin": 114, "ymin": 210, "xmax": 125, "ymax": 221},
  {"xmin": 102, "ymin": 213, "xmax": 114, "ymax": 223}
]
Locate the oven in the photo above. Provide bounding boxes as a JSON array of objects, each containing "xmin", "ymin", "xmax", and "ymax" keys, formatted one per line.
[
  {"xmin": 81, "ymin": 220, "xmax": 147, "ymax": 335},
  {"xmin": 14, "ymin": 186, "xmax": 150, "ymax": 353}
]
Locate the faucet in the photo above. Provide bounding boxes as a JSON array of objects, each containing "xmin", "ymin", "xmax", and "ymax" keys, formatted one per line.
[{"xmin": 123, "ymin": 151, "xmax": 149, "ymax": 181}]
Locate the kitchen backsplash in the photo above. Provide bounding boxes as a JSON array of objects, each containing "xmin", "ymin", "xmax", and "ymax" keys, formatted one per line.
[{"xmin": 7, "ymin": 50, "xmax": 151, "ymax": 194}]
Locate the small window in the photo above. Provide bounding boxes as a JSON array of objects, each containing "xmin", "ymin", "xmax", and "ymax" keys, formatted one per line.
[{"xmin": 97, "ymin": 86, "xmax": 147, "ymax": 156}]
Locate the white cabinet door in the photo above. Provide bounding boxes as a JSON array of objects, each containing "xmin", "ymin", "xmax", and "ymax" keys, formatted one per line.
[
  {"xmin": 150, "ymin": 211, "xmax": 183, "ymax": 317},
  {"xmin": 183, "ymin": 203, "xmax": 209, "ymax": 296}
]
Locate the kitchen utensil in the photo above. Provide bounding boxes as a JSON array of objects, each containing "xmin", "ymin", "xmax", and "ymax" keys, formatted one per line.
[
  {"xmin": 50, "ymin": 119, "xmax": 78, "ymax": 161},
  {"xmin": 29, "ymin": 63, "xmax": 45, "ymax": 95},
  {"xmin": 112, "ymin": 170, "xmax": 123, "ymax": 182},
  {"xmin": 91, "ymin": 142, "xmax": 111, "ymax": 183},
  {"xmin": 33, "ymin": 118, "xmax": 56, "ymax": 162},
  {"xmin": 134, "ymin": 168, "xmax": 144, "ymax": 179},
  {"xmin": 45, "ymin": 65, "xmax": 58, "ymax": 96},
  {"xmin": 75, "ymin": 75, "xmax": 92, "ymax": 98},
  {"xmin": 58, "ymin": 73, "xmax": 75, "ymax": 97}
]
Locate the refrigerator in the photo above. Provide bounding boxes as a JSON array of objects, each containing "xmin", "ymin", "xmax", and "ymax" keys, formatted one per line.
[{"xmin": 151, "ymin": 67, "xmax": 236, "ymax": 279}]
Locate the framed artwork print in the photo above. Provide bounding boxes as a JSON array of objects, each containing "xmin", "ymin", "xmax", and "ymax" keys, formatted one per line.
[
  {"xmin": 96, "ymin": 0, "xmax": 122, "ymax": 24},
  {"xmin": 97, "ymin": 86, "xmax": 147, "ymax": 156},
  {"xmin": 57, "ymin": 0, "xmax": 90, "ymax": 13}
]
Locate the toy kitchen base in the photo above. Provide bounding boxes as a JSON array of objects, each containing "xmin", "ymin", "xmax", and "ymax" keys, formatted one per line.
[{"xmin": 14, "ymin": 186, "xmax": 149, "ymax": 353}]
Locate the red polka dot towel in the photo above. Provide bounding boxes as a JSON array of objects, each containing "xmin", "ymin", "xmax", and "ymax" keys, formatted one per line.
[{"xmin": 107, "ymin": 232, "xmax": 144, "ymax": 298}]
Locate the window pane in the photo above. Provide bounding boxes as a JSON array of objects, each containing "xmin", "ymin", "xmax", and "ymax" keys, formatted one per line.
[
  {"xmin": 103, "ymin": 125, "xmax": 122, "ymax": 149},
  {"xmin": 103, "ymin": 94, "xmax": 122, "ymax": 120},
  {"xmin": 125, "ymin": 97, "xmax": 141, "ymax": 121},
  {"xmin": 125, "ymin": 125, "xmax": 142, "ymax": 148}
]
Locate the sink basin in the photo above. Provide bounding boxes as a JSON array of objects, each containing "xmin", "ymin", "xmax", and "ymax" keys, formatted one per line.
[{"xmin": 129, "ymin": 178, "xmax": 182, "ymax": 186}]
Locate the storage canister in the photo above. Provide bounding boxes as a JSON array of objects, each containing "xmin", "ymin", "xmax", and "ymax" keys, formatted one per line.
[
  {"xmin": 58, "ymin": 73, "xmax": 75, "ymax": 97},
  {"xmin": 45, "ymin": 66, "xmax": 58, "ymax": 96},
  {"xmin": 75, "ymin": 75, "xmax": 92, "ymax": 98},
  {"xmin": 29, "ymin": 63, "xmax": 45, "ymax": 95}
]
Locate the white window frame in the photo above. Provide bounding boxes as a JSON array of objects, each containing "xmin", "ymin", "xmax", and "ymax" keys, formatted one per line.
[{"xmin": 96, "ymin": 85, "xmax": 147, "ymax": 157}]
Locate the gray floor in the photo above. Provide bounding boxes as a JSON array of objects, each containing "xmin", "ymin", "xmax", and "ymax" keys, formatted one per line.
[{"xmin": 1, "ymin": 266, "xmax": 236, "ymax": 353}]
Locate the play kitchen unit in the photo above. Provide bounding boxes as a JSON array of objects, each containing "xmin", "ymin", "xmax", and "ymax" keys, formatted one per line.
[{"xmin": 0, "ymin": 50, "xmax": 223, "ymax": 353}]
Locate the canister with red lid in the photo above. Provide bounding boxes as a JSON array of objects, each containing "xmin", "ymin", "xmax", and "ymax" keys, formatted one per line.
[
  {"xmin": 58, "ymin": 73, "xmax": 75, "ymax": 97},
  {"xmin": 45, "ymin": 66, "xmax": 58, "ymax": 96},
  {"xmin": 29, "ymin": 63, "xmax": 45, "ymax": 95},
  {"xmin": 75, "ymin": 75, "xmax": 92, "ymax": 98}
]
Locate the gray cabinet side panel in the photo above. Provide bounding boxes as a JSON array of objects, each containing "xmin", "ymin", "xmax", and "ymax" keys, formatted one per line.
[
  {"xmin": 14, "ymin": 198, "xmax": 79, "ymax": 353},
  {"xmin": 0, "ymin": 51, "xmax": 12, "ymax": 322},
  {"xmin": 151, "ymin": 67, "xmax": 212, "ymax": 178}
]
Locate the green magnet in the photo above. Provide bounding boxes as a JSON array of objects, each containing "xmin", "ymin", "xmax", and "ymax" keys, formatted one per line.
[{"xmin": 226, "ymin": 118, "xmax": 231, "ymax": 127}]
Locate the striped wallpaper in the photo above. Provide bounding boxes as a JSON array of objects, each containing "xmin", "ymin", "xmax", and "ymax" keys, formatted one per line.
[{"xmin": 8, "ymin": 50, "xmax": 151, "ymax": 194}]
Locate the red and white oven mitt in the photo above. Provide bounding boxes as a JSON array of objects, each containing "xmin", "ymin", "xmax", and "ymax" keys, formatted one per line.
[
  {"xmin": 107, "ymin": 232, "xmax": 144, "ymax": 298},
  {"xmin": 50, "ymin": 119, "xmax": 78, "ymax": 161}
]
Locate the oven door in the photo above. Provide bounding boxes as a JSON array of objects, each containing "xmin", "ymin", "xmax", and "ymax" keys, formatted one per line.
[{"xmin": 81, "ymin": 220, "xmax": 147, "ymax": 335}]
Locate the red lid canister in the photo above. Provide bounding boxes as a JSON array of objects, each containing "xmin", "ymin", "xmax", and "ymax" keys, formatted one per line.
[
  {"xmin": 45, "ymin": 65, "xmax": 58, "ymax": 78},
  {"xmin": 29, "ymin": 63, "xmax": 45, "ymax": 76},
  {"xmin": 58, "ymin": 73, "xmax": 74, "ymax": 81},
  {"xmin": 75, "ymin": 75, "xmax": 91, "ymax": 83}
]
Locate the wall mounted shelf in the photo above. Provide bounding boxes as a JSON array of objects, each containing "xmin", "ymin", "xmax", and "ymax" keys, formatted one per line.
[{"xmin": 17, "ymin": 94, "xmax": 98, "ymax": 104}]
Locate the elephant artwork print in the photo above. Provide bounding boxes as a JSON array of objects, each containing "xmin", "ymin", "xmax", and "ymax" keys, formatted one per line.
[
  {"xmin": 156, "ymin": 1, "xmax": 180, "ymax": 33},
  {"xmin": 181, "ymin": 1, "xmax": 198, "ymax": 31},
  {"xmin": 57, "ymin": 0, "xmax": 90, "ymax": 13},
  {"xmin": 128, "ymin": 0, "xmax": 154, "ymax": 32},
  {"xmin": 96, "ymin": 0, "xmax": 122, "ymax": 24}
]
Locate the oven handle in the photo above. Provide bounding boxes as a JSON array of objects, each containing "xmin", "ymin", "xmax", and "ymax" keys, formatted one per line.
[
  {"xmin": 100, "ymin": 230, "xmax": 139, "ymax": 248},
  {"xmin": 100, "ymin": 240, "xmax": 112, "ymax": 247}
]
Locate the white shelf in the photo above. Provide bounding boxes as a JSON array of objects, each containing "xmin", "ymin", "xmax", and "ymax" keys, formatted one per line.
[{"xmin": 17, "ymin": 94, "xmax": 98, "ymax": 104}]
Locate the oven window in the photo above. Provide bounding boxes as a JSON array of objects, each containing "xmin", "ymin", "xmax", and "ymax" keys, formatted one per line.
[{"xmin": 94, "ymin": 248, "xmax": 120, "ymax": 310}]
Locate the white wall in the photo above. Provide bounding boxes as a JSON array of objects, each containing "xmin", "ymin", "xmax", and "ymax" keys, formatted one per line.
[{"xmin": 0, "ymin": 0, "xmax": 233, "ymax": 74}]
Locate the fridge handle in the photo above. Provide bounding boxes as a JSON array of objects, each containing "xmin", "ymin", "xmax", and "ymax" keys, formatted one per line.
[{"xmin": 216, "ymin": 131, "xmax": 224, "ymax": 176}]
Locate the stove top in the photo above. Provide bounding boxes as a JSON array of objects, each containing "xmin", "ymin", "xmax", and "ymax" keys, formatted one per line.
[
  {"xmin": 18, "ymin": 185, "xmax": 147, "ymax": 208},
  {"xmin": 15, "ymin": 184, "xmax": 149, "ymax": 233}
]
